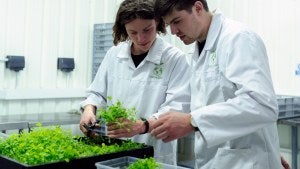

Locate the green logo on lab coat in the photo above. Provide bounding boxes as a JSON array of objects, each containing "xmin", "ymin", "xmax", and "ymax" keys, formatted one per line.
[
  {"xmin": 209, "ymin": 51, "xmax": 217, "ymax": 66},
  {"xmin": 151, "ymin": 63, "xmax": 163, "ymax": 79}
]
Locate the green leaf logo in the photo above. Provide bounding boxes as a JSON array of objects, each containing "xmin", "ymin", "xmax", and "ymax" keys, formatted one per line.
[
  {"xmin": 150, "ymin": 63, "xmax": 163, "ymax": 79},
  {"xmin": 209, "ymin": 51, "xmax": 217, "ymax": 66}
]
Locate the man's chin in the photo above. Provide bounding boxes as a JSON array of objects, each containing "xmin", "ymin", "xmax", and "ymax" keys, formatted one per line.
[
  {"xmin": 182, "ymin": 39, "xmax": 194, "ymax": 45},
  {"xmin": 179, "ymin": 37, "xmax": 195, "ymax": 45}
]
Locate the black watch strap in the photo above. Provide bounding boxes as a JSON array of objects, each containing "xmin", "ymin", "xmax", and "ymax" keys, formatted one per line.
[{"xmin": 140, "ymin": 118, "xmax": 149, "ymax": 134}]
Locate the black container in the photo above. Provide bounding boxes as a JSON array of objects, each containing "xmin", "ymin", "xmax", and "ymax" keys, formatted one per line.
[{"xmin": 0, "ymin": 137, "xmax": 154, "ymax": 169}]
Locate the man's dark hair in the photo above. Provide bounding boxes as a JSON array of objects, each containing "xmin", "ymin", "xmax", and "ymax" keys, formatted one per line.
[
  {"xmin": 154, "ymin": 0, "xmax": 209, "ymax": 18},
  {"xmin": 112, "ymin": 0, "xmax": 166, "ymax": 45}
]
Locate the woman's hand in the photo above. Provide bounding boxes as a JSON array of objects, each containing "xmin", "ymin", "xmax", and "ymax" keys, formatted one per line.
[
  {"xmin": 79, "ymin": 105, "xmax": 97, "ymax": 136},
  {"xmin": 106, "ymin": 118, "xmax": 145, "ymax": 138}
]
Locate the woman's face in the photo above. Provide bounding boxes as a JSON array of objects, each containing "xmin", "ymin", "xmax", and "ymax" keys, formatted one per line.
[{"xmin": 125, "ymin": 19, "xmax": 157, "ymax": 55}]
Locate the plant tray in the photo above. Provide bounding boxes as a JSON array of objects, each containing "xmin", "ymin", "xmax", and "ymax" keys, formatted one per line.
[
  {"xmin": 0, "ymin": 137, "xmax": 153, "ymax": 169},
  {"xmin": 95, "ymin": 156, "xmax": 190, "ymax": 169}
]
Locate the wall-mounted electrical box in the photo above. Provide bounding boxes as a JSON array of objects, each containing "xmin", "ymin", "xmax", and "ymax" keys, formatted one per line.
[
  {"xmin": 5, "ymin": 55, "xmax": 25, "ymax": 72},
  {"xmin": 57, "ymin": 58, "xmax": 75, "ymax": 72}
]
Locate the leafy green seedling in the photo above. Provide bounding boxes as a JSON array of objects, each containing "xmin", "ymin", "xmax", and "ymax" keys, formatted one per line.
[
  {"xmin": 128, "ymin": 157, "xmax": 162, "ymax": 169},
  {"xmin": 0, "ymin": 125, "xmax": 143, "ymax": 165},
  {"xmin": 97, "ymin": 97, "xmax": 137, "ymax": 130}
]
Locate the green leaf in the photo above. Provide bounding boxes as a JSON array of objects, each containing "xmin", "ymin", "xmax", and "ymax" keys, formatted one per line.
[{"xmin": 128, "ymin": 157, "xmax": 162, "ymax": 169}]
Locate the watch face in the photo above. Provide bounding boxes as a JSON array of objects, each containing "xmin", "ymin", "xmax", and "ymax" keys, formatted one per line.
[{"xmin": 190, "ymin": 115, "xmax": 197, "ymax": 127}]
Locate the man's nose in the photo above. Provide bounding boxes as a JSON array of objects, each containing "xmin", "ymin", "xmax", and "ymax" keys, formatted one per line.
[{"xmin": 170, "ymin": 25, "xmax": 178, "ymax": 35}]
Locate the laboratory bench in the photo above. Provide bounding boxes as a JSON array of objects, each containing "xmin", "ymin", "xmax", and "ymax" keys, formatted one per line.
[
  {"xmin": 0, "ymin": 111, "xmax": 81, "ymax": 133},
  {"xmin": 0, "ymin": 95, "xmax": 299, "ymax": 169},
  {"xmin": 277, "ymin": 95, "xmax": 300, "ymax": 169},
  {"xmin": 278, "ymin": 117, "xmax": 300, "ymax": 169}
]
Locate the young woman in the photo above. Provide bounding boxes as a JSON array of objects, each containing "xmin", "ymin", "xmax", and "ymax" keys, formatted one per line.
[{"xmin": 79, "ymin": 0, "xmax": 190, "ymax": 165}]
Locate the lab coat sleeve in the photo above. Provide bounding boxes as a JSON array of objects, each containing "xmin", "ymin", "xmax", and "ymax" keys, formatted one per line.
[
  {"xmin": 192, "ymin": 31, "xmax": 278, "ymax": 147},
  {"xmin": 80, "ymin": 47, "xmax": 113, "ymax": 110},
  {"xmin": 154, "ymin": 52, "xmax": 191, "ymax": 118}
]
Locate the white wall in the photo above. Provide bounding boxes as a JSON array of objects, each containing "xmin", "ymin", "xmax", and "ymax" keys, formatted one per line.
[
  {"xmin": 0, "ymin": 0, "xmax": 299, "ymax": 114},
  {"xmin": 208, "ymin": 0, "xmax": 300, "ymax": 96},
  {"xmin": 0, "ymin": 0, "xmax": 95, "ymax": 115}
]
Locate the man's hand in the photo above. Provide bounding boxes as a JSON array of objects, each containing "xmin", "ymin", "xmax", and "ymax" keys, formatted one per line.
[
  {"xmin": 281, "ymin": 156, "xmax": 290, "ymax": 169},
  {"xmin": 150, "ymin": 112, "xmax": 195, "ymax": 142}
]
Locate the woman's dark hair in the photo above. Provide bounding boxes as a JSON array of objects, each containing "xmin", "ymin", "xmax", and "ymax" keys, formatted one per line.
[
  {"xmin": 113, "ymin": 0, "xmax": 166, "ymax": 45},
  {"xmin": 154, "ymin": 0, "xmax": 209, "ymax": 19}
]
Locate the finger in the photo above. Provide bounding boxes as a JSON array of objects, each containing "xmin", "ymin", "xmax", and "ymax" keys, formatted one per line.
[
  {"xmin": 81, "ymin": 129, "xmax": 89, "ymax": 136},
  {"xmin": 107, "ymin": 132, "xmax": 130, "ymax": 138},
  {"xmin": 106, "ymin": 122, "xmax": 118, "ymax": 127},
  {"xmin": 91, "ymin": 118, "xmax": 97, "ymax": 124},
  {"xmin": 107, "ymin": 133, "xmax": 125, "ymax": 138},
  {"xmin": 156, "ymin": 112, "xmax": 172, "ymax": 120},
  {"xmin": 151, "ymin": 123, "xmax": 166, "ymax": 137},
  {"xmin": 154, "ymin": 130, "xmax": 168, "ymax": 140},
  {"xmin": 107, "ymin": 133, "xmax": 127, "ymax": 138},
  {"xmin": 107, "ymin": 124, "xmax": 120, "ymax": 131},
  {"xmin": 163, "ymin": 136, "xmax": 175, "ymax": 143},
  {"xmin": 106, "ymin": 122, "xmax": 113, "ymax": 126},
  {"xmin": 107, "ymin": 128, "xmax": 128, "ymax": 135},
  {"xmin": 89, "ymin": 131, "xmax": 99, "ymax": 138},
  {"xmin": 79, "ymin": 123, "xmax": 87, "ymax": 133},
  {"xmin": 123, "ymin": 122, "xmax": 134, "ymax": 129},
  {"xmin": 151, "ymin": 119, "xmax": 164, "ymax": 131},
  {"xmin": 158, "ymin": 112, "xmax": 169, "ymax": 118}
]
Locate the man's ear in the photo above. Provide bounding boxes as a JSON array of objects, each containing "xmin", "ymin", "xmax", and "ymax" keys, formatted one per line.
[{"xmin": 194, "ymin": 1, "xmax": 204, "ymax": 14}]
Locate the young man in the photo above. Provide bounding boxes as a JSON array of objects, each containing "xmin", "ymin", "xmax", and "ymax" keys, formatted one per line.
[{"xmin": 151, "ymin": 0, "xmax": 282, "ymax": 168}]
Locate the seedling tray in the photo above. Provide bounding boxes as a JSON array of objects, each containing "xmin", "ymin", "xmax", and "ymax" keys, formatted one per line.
[
  {"xmin": 95, "ymin": 156, "xmax": 190, "ymax": 169},
  {"xmin": 0, "ymin": 137, "xmax": 153, "ymax": 169}
]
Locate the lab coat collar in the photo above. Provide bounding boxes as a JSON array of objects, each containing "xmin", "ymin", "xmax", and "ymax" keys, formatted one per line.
[
  {"xmin": 146, "ymin": 35, "xmax": 164, "ymax": 65},
  {"xmin": 116, "ymin": 42, "xmax": 132, "ymax": 59},
  {"xmin": 192, "ymin": 9, "xmax": 224, "ymax": 60},
  {"xmin": 116, "ymin": 35, "xmax": 162, "ymax": 65},
  {"xmin": 115, "ymin": 41, "xmax": 135, "ymax": 69},
  {"xmin": 204, "ymin": 9, "xmax": 224, "ymax": 51}
]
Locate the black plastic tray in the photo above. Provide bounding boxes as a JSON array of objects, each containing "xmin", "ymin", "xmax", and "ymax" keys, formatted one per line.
[{"xmin": 0, "ymin": 137, "xmax": 154, "ymax": 169}]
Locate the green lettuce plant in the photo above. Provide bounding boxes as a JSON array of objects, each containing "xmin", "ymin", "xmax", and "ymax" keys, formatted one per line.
[
  {"xmin": 97, "ymin": 96, "xmax": 137, "ymax": 128},
  {"xmin": 0, "ymin": 125, "xmax": 143, "ymax": 165},
  {"xmin": 128, "ymin": 157, "xmax": 162, "ymax": 169}
]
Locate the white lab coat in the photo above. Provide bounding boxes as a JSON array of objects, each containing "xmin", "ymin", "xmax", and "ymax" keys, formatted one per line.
[
  {"xmin": 81, "ymin": 36, "xmax": 191, "ymax": 165},
  {"xmin": 190, "ymin": 10, "xmax": 281, "ymax": 169}
]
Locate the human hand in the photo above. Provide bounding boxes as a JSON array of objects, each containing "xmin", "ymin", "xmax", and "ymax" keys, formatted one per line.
[
  {"xmin": 150, "ymin": 112, "xmax": 194, "ymax": 142},
  {"xmin": 281, "ymin": 156, "xmax": 290, "ymax": 169},
  {"xmin": 79, "ymin": 105, "xmax": 97, "ymax": 136},
  {"xmin": 106, "ymin": 118, "xmax": 145, "ymax": 138}
]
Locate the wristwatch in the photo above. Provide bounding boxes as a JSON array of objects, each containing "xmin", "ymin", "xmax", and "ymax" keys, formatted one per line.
[
  {"xmin": 139, "ymin": 118, "xmax": 149, "ymax": 134},
  {"xmin": 190, "ymin": 114, "xmax": 199, "ymax": 131}
]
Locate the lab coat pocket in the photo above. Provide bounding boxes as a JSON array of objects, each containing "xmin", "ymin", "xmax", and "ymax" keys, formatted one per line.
[
  {"xmin": 201, "ymin": 67, "xmax": 224, "ymax": 104},
  {"xmin": 139, "ymin": 80, "xmax": 168, "ymax": 106},
  {"xmin": 211, "ymin": 148, "xmax": 254, "ymax": 169},
  {"xmin": 203, "ymin": 66, "xmax": 219, "ymax": 82}
]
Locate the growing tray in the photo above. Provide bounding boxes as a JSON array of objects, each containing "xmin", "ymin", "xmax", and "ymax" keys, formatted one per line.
[
  {"xmin": 95, "ymin": 156, "xmax": 190, "ymax": 169},
  {"xmin": 0, "ymin": 136, "xmax": 153, "ymax": 169}
]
